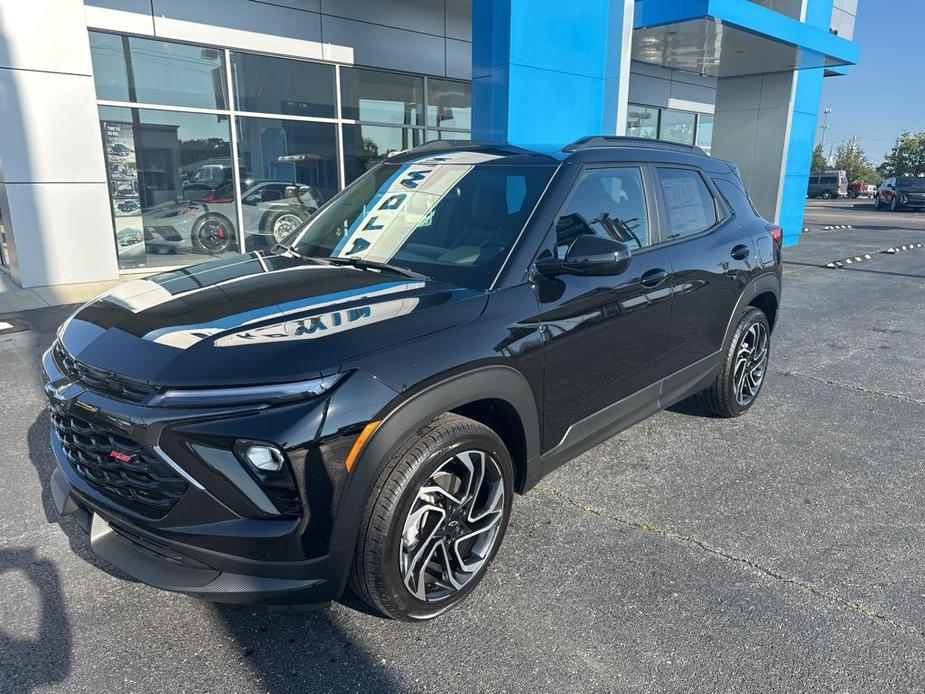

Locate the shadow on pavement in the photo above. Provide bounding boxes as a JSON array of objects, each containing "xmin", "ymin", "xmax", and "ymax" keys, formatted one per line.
[
  {"xmin": 215, "ymin": 601, "xmax": 403, "ymax": 693},
  {"xmin": 0, "ymin": 547, "xmax": 72, "ymax": 693}
]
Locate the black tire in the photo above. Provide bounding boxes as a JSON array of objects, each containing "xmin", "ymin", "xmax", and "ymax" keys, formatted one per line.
[
  {"xmin": 698, "ymin": 307, "xmax": 771, "ymax": 418},
  {"xmin": 821, "ymin": 190, "xmax": 832, "ymax": 200},
  {"xmin": 890, "ymin": 195, "xmax": 901, "ymax": 212},
  {"xmin": 349, "ymin": 413, "xmax": 514, "ymax": 621},
  {"xmin": 191, "ymin": 214, "xmax": 235, "ymax": 254},
  {"xmin": 875, "ymin": 196, "xmax": 882, "ymax": 210}
]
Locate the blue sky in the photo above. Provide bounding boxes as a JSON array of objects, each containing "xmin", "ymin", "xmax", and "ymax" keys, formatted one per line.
[{"xmin": 816, "ymin": 2, "xmax": 925, "ymax": 164}]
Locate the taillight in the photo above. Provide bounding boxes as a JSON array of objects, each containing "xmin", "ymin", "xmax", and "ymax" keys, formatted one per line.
[{"xmin": 767, "ymin": 224, "xmax": 783, "ymax": 247}]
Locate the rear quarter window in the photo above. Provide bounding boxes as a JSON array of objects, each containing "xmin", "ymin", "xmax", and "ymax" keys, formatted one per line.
[{"xmin": 713, "ymin": 178, "xmax": 760, "ymax": 218}]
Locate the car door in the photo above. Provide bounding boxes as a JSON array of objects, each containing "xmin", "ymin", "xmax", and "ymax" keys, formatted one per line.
[
  {"xmin": 534, "ymin": 165, "xmax": 674, "ymax": 453},
  {"xmin": 654, "ymin": 166, "xmax": 751, "ymax": 379}
]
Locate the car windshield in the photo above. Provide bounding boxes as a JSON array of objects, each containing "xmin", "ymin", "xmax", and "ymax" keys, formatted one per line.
[
  {"xmin": 898, "ymin": 177, "xmax": 925, "ymax": 188},
  {"xmin": 284, "ymin": 156, "xmax": 556, "ymax": 290}
]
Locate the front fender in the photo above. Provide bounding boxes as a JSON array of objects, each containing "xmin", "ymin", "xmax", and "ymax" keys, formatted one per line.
[{"xmin": 325, "ymin": 365, "xmax": 541, "ymax": 591}]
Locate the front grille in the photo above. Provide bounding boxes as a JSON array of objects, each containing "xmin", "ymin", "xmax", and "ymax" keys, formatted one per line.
[
  {"xmin": 54, "ymin": 342, "xmax": 157, "ymax": 404},
  {"xmin": 49, "ymin": 403, "xmax": 188, "ymax": 517}
]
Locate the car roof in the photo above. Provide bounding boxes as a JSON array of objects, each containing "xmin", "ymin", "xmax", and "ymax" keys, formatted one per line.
[{"xmin": 386, "ymin": 138, "xmax": 736, "ymax": 175}]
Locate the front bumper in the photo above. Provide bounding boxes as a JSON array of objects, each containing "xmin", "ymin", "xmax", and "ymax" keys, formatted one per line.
[
  {"xmin": 41, "ymin": 346, "xmax": 395, "ymax": 604},
  {"xmin": 51, "ymin": 465, "xmax": 347, "ymax": 604}
]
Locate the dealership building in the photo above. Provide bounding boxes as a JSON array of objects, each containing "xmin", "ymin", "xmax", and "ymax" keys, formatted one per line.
[{"xmin": 0, "ymin": 0, "xmax": 858, "ymax": 289}]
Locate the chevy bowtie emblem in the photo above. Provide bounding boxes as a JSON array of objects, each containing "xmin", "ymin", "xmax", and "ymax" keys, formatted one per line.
[{"xmin": 109, "ymin": 450, "xmax": 134, "ymax": 464}]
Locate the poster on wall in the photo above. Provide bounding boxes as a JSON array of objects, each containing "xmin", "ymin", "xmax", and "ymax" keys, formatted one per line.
[{"xmin": 101, "ymin": 121, "xmax": 146, "ymax": 268}]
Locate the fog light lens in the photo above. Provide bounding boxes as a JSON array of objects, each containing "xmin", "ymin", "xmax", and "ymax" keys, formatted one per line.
[{"xmin": 240, "ymin": 443, "xmax": 285, "ymax": 472}]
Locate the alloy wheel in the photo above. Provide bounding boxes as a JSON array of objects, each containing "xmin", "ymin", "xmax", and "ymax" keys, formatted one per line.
[
  {"xmin": 399, "ymin": 449, "xmax": 505, "ymax": 603},
  {"xmin": 272, "ymin": 213, "xmax": 305, "ymax": 242},
  {"xmin": 733, "ymin": 322, "xmax": 769, "ymax": 406},
  {"xmin": 197, "ymin": 219, "xmax": 232, "ymax": 253}
]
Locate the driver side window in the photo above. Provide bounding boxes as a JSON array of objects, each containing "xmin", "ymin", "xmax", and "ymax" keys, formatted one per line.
[{"xmin": 554, "ymin": 166, "xmax": 650, "ymax": 259}]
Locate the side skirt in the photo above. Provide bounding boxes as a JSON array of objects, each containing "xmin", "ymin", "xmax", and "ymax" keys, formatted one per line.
[{"xmin": 530, "ymin": 351, "xmax": 722, "ymax": 487}]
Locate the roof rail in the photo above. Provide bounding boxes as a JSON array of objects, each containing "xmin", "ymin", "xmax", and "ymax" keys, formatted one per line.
[{"xmin": 563, "ymin": 135, "xmax": 707, "ymax": 156}]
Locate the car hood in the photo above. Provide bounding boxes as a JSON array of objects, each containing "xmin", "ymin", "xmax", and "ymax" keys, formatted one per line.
[{"xmin": 58, "ymin": 252, "xmax": 486, "ymax": 387}]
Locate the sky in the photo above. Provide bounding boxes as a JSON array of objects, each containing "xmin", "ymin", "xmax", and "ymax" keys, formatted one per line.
[{"xmin": 816, "ymin": 1, "xmax": 925, "ymax": 165}]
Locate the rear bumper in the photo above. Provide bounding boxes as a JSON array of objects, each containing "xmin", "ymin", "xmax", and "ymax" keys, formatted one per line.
[{"xmin": 51, "ymin": 464, "xmax": 350, "ymax": 605}]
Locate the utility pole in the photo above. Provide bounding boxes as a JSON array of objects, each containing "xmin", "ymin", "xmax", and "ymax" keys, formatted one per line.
[{"xmin": 820, "ymin": 108, "xmax": 832, "ymax": 151}]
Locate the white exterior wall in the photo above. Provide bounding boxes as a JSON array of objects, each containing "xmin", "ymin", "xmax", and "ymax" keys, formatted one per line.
[
  {"xmin": 830, "ymin": 0, "xmax": 857, "ymax": 40},
  {"xmin": 0, "ymin": 0, "xmax": 119, "ymax": 288},
  {"xmin": 628, "ymin": 61, "xmax": 717, "ymax": 115}
]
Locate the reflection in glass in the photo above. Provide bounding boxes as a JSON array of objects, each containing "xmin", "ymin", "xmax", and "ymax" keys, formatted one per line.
[
  {"xmin": 340, "ymin": 67, "xmax": 423, "ymax": 125},
  {"xmin": 236, "ymin": 117, "xmax": 339, "ymax": 250},
  {"xmin": 99, "ymin": 105, "xmax": 238, "ymax": 270},
  {"xmin": 425, "ymin": 130, "xmax": 472, "ymax": 144},
  {"xmin": 342, "ymin": 124, "xmax": 422, "ymax": 183},
  {"xmin": 427, "ymin": 78, "xmax": 471, "ymax": 130},
  {"xmin": 0, "ymin": 194, "xmax": 7, "ymax": 268},
  {"xmin": 90, "ymin": 33, "xmax": 227, "ymax": 109},
  {"xmin": 696, "ymin": 115, "xmax": 714, "ymax": 155},
  {"xmin": 232, "ymin": 52, "xmax": 335, "ymax": 118},
  {"xmin": 660, "ymin": 109, "xmax": 696, "ymax": 145},
  {"xmin": 626, "ymin": 104, "xmax": 659, "ymax": 139}
]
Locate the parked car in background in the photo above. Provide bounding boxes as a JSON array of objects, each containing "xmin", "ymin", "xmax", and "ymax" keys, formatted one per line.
[
  {"xmin": 847, "ymin": 181, "xmax": 875, "ymax": 199},
  {"xmin": 44, "ymin": 138, "xmax": 782, "ymax": 620},
  {"xmin": 875, "ymin": 177, "xmax": 925, "ymax": 211},
  {"xmin": 807, "ymin": 170, "xmax": 848, "ymax": 199},
  {"xmin": 143, "ymin": 181, "xmax": 325, "ymax": 255}
]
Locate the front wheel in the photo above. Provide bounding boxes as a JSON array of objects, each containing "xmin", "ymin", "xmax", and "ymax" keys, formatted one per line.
[
  {"xmin": 821, "ymin": 190, "xmax": 832, "ymax": 200},
  {"xmin": 875, "ymin": 196, "xmax": 883, "ymax": 210},
  {"xmin": 349, "ymin": 414, "xmax": 513, "ymax": 621},
  {"xmin": 192, "ymin": 214, "xmax": 235, "ymax": 254},
  {"xmin": 890, "ymin": 195, "xmax": 902, "ymax": 212},
  {"xmin": 698, "ymin": 307, "xmax": 771, "ymax": 418}
]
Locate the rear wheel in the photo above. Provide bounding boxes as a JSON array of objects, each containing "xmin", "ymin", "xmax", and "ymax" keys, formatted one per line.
[
  {"xmin": 698, "ymin": 307, "xmax": 770, "ymax": 418},
  {"xmin": 349, "ymin": 414, "xmax": 513, "ymax": 621},
  {"xmin": 821, "ymin": 190, "xmax": 832, "ymax": 199}
]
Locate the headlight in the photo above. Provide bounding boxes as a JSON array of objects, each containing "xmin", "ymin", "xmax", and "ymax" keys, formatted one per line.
[{"xmin": 148, "ymin": 374, "xmax": 341, "ymax": 407}]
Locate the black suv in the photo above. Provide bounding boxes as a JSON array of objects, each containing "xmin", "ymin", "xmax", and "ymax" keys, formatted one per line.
[{"xmin": 44, "ymin": 138, "xmax": 781, "ymax": 620}]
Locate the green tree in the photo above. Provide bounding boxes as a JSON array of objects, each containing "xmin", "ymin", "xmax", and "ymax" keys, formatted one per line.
[
  {"xmin": 833, "ymin": 137, "xmax": 875, "ymax": 183},
  {"xmin": 878, "ymin": 131, "xmax": 925, "ymax": 178},
  {"xmin": 811, "ymin": 143, "xmax": 827, "ymax": 172}
]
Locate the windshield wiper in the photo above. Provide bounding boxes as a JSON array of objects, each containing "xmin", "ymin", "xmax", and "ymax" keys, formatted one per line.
[{"xmin": 322, "ymin": 256, "xmax": 429, "ymax": 280}]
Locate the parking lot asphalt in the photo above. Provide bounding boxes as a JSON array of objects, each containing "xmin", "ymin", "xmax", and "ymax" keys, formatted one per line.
[{"xmin": 1, "ymin": 202, "xmax": 924, "ymax": 693}]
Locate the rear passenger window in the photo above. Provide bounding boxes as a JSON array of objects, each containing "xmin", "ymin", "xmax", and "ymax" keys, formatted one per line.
[
  {"xmin": 656, "ymin": 167, "xmax": 717, "ymax": 239},
  {"xmin": 554, "ymin": 167, "xmax": 650, "ymax": 255}
]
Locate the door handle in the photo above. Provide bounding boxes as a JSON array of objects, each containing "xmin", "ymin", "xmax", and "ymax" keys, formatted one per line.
[
  {"xmin": 640, "ymin": 268, "xmax": 669, "ymax": 288},
  {"xmin": 730, "ymin": 244, "xmax": 751, "ymax": 260}
]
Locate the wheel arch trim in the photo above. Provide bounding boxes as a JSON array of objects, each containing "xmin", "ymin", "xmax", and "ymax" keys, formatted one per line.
[
  {"xmin": 326, "ymin": 365, "xmax": 541, "ymax": 585},
  {"xmin": 722, "ymin": 273, "xmax": 781, "ymax": 349}
]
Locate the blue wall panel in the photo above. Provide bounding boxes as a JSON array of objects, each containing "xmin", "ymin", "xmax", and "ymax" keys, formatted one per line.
[{"xmin": 471, "ymin": 0, "xmax": 630, "ymax": 146}]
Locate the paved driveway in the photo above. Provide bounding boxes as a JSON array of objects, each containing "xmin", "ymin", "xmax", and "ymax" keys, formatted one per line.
[{"xmin": 1, "ymin": 220, "xmax": 924, "ymax": 693}]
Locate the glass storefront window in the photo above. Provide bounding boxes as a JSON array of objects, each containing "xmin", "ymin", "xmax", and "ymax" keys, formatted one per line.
[
  {"xmin": 696, "ymin": 114, "xmax": 714, "ymax": 155},
  {"xmin": 232, "ymin": 52, "xmax": 336, "ymax": 119},
  {"xmin": 626, "ymin": 105, "xmax": 659, "ymax": 139},
  {"xmin": 0, "ymin": 194, "xmax": 7, "ymax": 268},
  {"xmin": 99, "ymin": 105, "xmax": 238, "ymax": 270},
  {"xmin": 427, "ymin": 78, "xmax": 471, "ymax": 130},
  {"xmin": 342, "ymin": 124, "xmax": 423, "ymax": 183},
  {"xmin": 90, "ymin": 31, "xmax": 471, "ymax": 272},
  {"xmin": 340, "ymin": 67, "xmax": 423, "ymax": 125},
  {"xmin": 235, "ymin": 117, "xmax": 339, "ymax": 250},
  {"xmin": 89, "ymin": 32, "xmax": 130, "ymax": 102},
  {"xmin": 90, "ymin": 32, "xmax": 227, "ymax": 110},
  {"xmin": 660, "ymin": 109, "xmax": 696, "ymax": 145}
]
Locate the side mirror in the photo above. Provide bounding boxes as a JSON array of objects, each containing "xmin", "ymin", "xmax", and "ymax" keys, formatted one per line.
[{"xmin": 535, "ymin": 235, "xmax": 633, "ymax": 277}]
